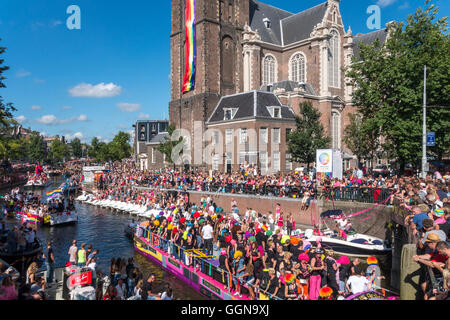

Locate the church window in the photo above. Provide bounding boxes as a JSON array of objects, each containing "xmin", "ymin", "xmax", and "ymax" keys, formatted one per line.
[{"xmin": 290, "ymin": 53, "xmax": 306, "ymax": 83}]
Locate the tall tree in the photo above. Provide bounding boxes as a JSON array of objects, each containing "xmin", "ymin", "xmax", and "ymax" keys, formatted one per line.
[
  {"xmin": 343, "ymin": 113, "xmax": 381, "ymax": 169},
  {"xmin": 70, "ymin": 137, "xmax": 83, "ymax": 159},
  {"xmin": 49, "ymin": 139, "xmax": 69, "ymax": 164},
  {"xmin": 108, "ymin": 131, "xmax": 132, "ymax": 161},
  {"xmin": 0, "ymin": 38, "xmax": 17, "ymax": 159},
  {"xmin": 346, "ymin": 1, "xmax": 450, "ymax": 170},
  {"xmin": 87, "ymin": 137, "xmax": 100, "ymax": 160},
  {"xmin": 27, "ymin": 133, "xmax": 46, "ymax": 163},
  {"xmin": 287, "ymin": 101, "xmax": 331, "ymax": 169}
]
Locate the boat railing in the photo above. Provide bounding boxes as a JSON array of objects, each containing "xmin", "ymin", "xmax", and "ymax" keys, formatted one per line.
[{"xmin": 137, "ymin": 228, "xmax": 268, "ymax": 298}]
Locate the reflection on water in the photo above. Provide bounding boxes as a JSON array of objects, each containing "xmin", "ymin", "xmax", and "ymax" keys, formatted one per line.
[{"xmin": 3, "ymin": 181, "xmax": 205, "ymax": 300}]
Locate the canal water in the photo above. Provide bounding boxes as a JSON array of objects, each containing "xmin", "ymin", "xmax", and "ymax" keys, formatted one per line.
[
  {"xmin": 3, "ymin": 179, "xmax": 205, "ymax": 300},
  {"xmin": 3, "ymin": 178, "xmax": 396, "ymax": 299}
]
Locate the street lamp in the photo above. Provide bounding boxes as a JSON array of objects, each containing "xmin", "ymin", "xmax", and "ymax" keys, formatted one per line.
[{"xmin": 421, "ymin": 65, "xmax": 427, "ymax": 179}]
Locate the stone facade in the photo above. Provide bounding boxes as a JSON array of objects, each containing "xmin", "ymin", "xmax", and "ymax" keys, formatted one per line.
[{"xmin": 168, "ymin": 0, "xmax": 388, "ymax": 170}]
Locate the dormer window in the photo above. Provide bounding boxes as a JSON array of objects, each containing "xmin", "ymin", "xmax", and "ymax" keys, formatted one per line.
[
  {"xmin": 263, "ymin": 18, "xmax": 271, "ymax": 29},
  {"xmin": 224, "ymin": 108, "xmax": 238, "ymax": 121},
  {"xmin": 267, "ymin": 106, "xmax": 282, "ymax": 118}
]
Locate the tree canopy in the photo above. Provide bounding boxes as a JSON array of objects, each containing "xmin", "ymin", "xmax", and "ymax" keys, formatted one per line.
[
  {"xmin": 345, "ymin": 0, "xmax": 450, "ymax": 167},
  {"xmin": 287, "ymin": 101, "xmax": 331, "ymax": 169}
]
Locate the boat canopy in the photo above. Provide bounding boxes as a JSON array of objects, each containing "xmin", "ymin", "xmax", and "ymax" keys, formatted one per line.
[{"xmin": 320, "ymin": 210, "xmax": 343, "ymax": 218}]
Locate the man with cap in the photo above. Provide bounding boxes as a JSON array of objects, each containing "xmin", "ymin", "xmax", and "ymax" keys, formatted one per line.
[
  {"xmin": 418, "ymin": 219, "xmax": 447, "ymax": 251},
  {"xmin": 413, "ymin": 233, "xmax": 449, "ymax": 296}
]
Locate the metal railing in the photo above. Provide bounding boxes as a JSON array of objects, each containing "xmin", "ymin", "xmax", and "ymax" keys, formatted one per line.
[
  {"xmin": 133, "ymin": 181, "xmax": 394, "ymax": 204},
  {"xmin": 137, "ymin": 228, "xmax": 281, "ymax": 299}
]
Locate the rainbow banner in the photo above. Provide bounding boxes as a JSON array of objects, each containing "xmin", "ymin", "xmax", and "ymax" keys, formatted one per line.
[
  {"xmin": 46, "ymin": 188, "xmax": 62, "ymax": 197},
  {"xmin": 182, "ymin": 0, "xmax": 196, "ymax": 93}
]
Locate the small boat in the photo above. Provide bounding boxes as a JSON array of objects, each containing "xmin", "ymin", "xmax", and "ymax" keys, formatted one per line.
[
  {"xmin": 302, "ymin": 209, "xmax": 391, "ymax": 257},
  {"xmin": 49, "ymin": 211, "xmax": 78, "ymax": 226},
  {"xmin": 0, "ymin": 241, "xmax": 43, "ymax": 265},
  {"xmin": 24, "ymin": 179, "xmax": 52, "ymax": 189},
  {"xmin": 75, "ymin": 192, "xmax": 89, "ymax": 202}
]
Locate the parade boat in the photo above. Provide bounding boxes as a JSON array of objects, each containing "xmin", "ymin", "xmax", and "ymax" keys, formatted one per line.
[
  {"xmin": 302, "ymin": 210, "xmax": 391, "ymax": 257},
  {"xmin": 134, "ymin": 225, "xmax": 254, "ymax": 301},
  {"xmin": 15, "ymin": 210, "xmax": 46, "ymax": 225},
  {"xmin": 24, "ymin": 178, "xmax": 52, "ymax": 189}
]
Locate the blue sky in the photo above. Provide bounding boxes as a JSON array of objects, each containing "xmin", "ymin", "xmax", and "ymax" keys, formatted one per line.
[{"xmin": 0, "ymin": 0, "xmax": 448, "ymax": 144}]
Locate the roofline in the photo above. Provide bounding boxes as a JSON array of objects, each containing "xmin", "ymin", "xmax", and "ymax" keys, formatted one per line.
[
  {"xmin": 280, "ymin": 1, "xmax": 328, "ymax": 23},
  {"xmin": 253, "ymin": 0, "xmax": 294, "ymax": 16}
]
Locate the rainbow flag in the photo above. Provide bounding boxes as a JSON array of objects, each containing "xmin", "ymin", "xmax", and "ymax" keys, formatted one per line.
[
  {"xmin": 46, "ymin": 188, "xmax": 62, "ymax": 197},
  {"xmin": 182, "ymin": 0, "xmax": 196, "ymax": 93}
]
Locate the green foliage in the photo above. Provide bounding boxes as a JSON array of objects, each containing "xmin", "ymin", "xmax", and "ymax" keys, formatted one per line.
[
  {"xmin": 343, "ymin": 113, "xmax": 381, "ymax": 168},
  {"xmin": 108, "ymin": 131, "xmax": 132, "ymax": 161},
  {"xmin": 346, "ymin": 1, "xmax": 450, "ymax": 165},
  {"xmin": 27, "ymin": 133, "xmax": 46, "ymax": 163},
  {"xmin": 287, "ymin": 101, "xmax": 331, "ymax": 169},
  {"xmin": 49, "ymin": 139, "xmax": 69, "ymax": 164},
  {"xmin": 70, "ymin": 137, "xmax": 83, "ymax": 159},
  {"xmin": 157, "ymin": 124, "xmax": 183, "ymax": 167},
  {"xmin": 87, "ymin": 132, "xmax": 131, "ymax": 163}
]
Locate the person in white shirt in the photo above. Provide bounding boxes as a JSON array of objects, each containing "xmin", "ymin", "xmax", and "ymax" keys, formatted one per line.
[
  {"xmin": 115, "ymin": 278, "xmax": 126, "ymax": 300},
  {"xmin": 346, "ymin": 271, "xmax": 370, "ymax": 295},
  {"xmin": 202, "ymin": 221, "xmax": 214, "ymax": 256}
]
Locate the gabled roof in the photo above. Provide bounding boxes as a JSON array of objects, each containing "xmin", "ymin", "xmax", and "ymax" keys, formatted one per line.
[
  {"xmin": 207, "ymin": 90, "xmax": 295, "ymax": 124},
  {"xmin": 353, "ymin": 28, "xmax": 388, "ymax": 59},
  {"xmin": 249, "ymin": 0, "xmax": 293, "ymax": 46},
  {"xmin": 260, "ymin": 80, "xmax": 318, "ymax": 96},
  {"xmin": 249, "ymin": 1, "xmax": 329, "ymax": 46},
  {"xmin": 281, "ymin": 2, "xmax": 329, "ymax": 46}
]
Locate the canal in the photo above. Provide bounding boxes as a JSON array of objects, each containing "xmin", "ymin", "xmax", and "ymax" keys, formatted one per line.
[
  {"xmin": 3, "ymin": 180, "xmax": 205, "ymax": 300},
  {"xmin": 3, "ymin": 179, "xmax": 396, "ymax": 299}
]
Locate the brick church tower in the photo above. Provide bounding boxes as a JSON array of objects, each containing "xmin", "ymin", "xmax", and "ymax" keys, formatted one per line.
[{"xmin": 169, "ymin": 0, "xmax": 249, "ymax": 167}]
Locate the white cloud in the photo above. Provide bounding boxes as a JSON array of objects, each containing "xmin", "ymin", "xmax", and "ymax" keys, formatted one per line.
[
  {"xmin": 138, "ymin": 113, "xmax": 150, "ymax": 120},
  {"xmin": 62, "ymin": 106, "xmax": 72, "ymax": 110},
  {"xmin": 117, "ymin": 102, "xmax": 141, "ymax": 112},
  {"xmin": 117, "ymin": 124, "xmax": 129, "ymax": 129},
  {"xmin": 377, "ymin": 0, "xmax": 397, "ymax": 7},
  {"xmin": 399, "ymin": 2, "xmax": 410, "ymax": 9},
  {"xmin": 66, "ymin": 132, "xmax": 84, "ymax": 141},
  {"xmin": 16, "ymin": 69, "xmax": 31, "ymax": 78},
  {"xmin": 52, "ymin": 20, "xmax": 63, "ymax": 27},
  {"xmin": 35, "ymin": 114, "xmax": 89, "ymax": 126},
  {"xmin": 69, "ymin": 82, "xmax": 122, "ymax": 98},
  {"xmin": 31, "ymin": 105, "xmax": 42, "ymax": 110},
  {"xmin": 34, "ymin": 78, "xmax": 45, "ymax": 84},
  {"xmin": 16, "ymin": 115, "xmax": 27, "ymax": 124}
]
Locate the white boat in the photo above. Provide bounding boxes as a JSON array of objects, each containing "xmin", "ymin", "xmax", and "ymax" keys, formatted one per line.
[
  {"xmin": 76, "ymin": 192, "xmax": 90, "ymax": 202},
  {"xmin": 24, "ymin": 179, "xmax": 52, "ymax": 188},
  {"xmin": 50, "ymin": 211, "xmax": 78, "ymax": 226},
  {"xmin": 302, "ymin": 209, "xmax": 392, "ymax": 257}
]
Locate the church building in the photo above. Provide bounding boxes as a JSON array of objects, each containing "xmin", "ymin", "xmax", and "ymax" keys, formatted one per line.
[{"xmin": 168, "ymin": 0, "xmax": 388, "ymax": 172}]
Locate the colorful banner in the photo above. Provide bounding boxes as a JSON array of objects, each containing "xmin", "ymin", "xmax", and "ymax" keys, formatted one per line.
[
  {"xmin": 182, "ymin": 0, "xmax": 196, "ymax": 93},
  {"xmin": 46, "ymin": 188, "xmax": 62, "ymax": 197},
  {"xmin": 316, "ymin": 149, "xmax": 333, "ymax": 173}
]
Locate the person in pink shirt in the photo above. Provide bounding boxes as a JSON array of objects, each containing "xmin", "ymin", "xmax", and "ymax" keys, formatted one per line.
[{"xmin": 0, "ymin": 276, "xmax": 18, "ymax": 300}]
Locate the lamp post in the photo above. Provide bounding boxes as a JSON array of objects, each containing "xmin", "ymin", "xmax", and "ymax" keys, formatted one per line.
[{"xmin": 421, "ymin": 65, "xmax": 427, "ymax": 179}]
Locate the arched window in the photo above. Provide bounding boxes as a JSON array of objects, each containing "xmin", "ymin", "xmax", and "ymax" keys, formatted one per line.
[
  {"xmin": 328, "ymin": 30, "xmax": 340, "ymax": 87},
  {"xmin": 263, "ymin": 55, "xmax": 276, "ymax": 85},
  {"xmin": 332, "ymin": 111, "xmax": 341, "ymax": 149},
  {"xmin": 290, "ymin": 53, "xmax": 306, "ymax": 83}
]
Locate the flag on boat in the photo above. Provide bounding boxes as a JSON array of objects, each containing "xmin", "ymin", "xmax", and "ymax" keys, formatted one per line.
[{"xmin": 46, "ymin": 188, "xmax": 62, "ymax": 197}]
